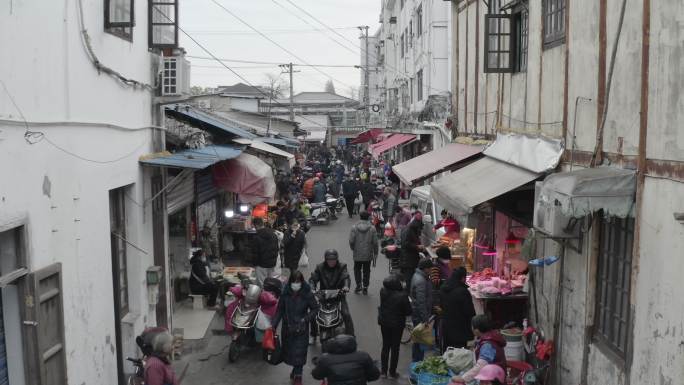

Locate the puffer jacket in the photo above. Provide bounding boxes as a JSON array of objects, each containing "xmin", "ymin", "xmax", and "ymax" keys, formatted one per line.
[
  {"xmin": 251, "ymin": 227, "xmax": 279, "ymax": 268},
  {"xmin": 312, "ymin": 335, "xmax": 381, "ymax": 385},
  {"xmin": 400, "ymin": 221, "xmax": 422, "ymax": 270},
  {"xmin": 349, "ymin": 221, "xmax": 379, "ymax": 262},
  {"xmin": 410, "ymin": 269, "xmax": 432, "ymax": 324},
  {"xmin": 303, "ymin": 178, "xmax": 316, "ymax": 199},
  {"xmin": 378, "ymin": 275, "xmax": 412, "ymax": 328},
  {"xmin": 313, "ymin": 182, "xmax": 327, "ymax": 203}
]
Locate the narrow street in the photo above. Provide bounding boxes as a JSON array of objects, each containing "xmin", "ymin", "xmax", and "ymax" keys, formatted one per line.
[{"xmin": 175, "ymin": 215, "xmax": 411, "ymax": 385}]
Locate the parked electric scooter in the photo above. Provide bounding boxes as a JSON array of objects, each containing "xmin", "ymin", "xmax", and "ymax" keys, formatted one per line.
[
  {"xmin": 228, "ymin": 284, "xmax": 262, "ymax": 362},
  {"xmin": 314, "ymin": 289, "xmax": 347, "ymax": 343}
]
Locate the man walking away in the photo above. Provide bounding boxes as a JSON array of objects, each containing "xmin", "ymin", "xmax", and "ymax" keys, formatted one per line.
[
  {"xmin": 283, "ymin": 221, "xmax": 307, "ymax": 276},
  {"xmin": 382, "ymin": 187, "xmax": 397, "ymax": 222},
  {"xmin": 313, "ymin": 177, "xmax": 327, "ymax": 203},
  {"xmin": 410, "ymin": 258, "xmax": 434, "ymax": 362},
  {"xmin": 349, "ymin": 212, "xmax": 379, "ymax": 295},
  {"xmin": 312, "ymin": 334, "xmax": 380, "ymax": 385},
  {"xmin": 251, "ymin": 217, "xmax": 279, "ymax": 286},
  {"xmin": 342, "ymin": 175, "xmax": 359, "ymax": 218}
]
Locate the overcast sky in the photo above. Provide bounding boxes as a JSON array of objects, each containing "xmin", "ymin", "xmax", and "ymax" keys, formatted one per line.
[{"xmin": 180, "ymin": 0, "xmax": 381, "ymax": 98}]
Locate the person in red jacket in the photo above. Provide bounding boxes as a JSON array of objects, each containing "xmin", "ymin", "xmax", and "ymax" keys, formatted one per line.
[
  {"xmin": 302, "ymin": 176, "xmax": 316, "ymax": 200},
  {"xmin": 451, "ymin": 314, "xmax": 507, "ymax": 384},
  {"xmin": 144, "ymin": 331, "xmax": 179, "ymax": 385}
]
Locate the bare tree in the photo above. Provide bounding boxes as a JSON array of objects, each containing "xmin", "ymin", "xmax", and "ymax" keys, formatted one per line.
[
  {"xmin": 324, "ymin": 79, "xmax": 336, "ymax": 94},
  {"xmin": 263, "ymin": 73, "xmax": 288, "ymax": 99}
]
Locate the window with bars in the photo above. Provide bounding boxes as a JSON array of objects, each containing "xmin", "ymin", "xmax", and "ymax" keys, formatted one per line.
[
  {"xmin": 149, "ymin": 0, "xmax": 178, "ymax": 48},
  {"xmin": 104, "ymin": 0, "xmax": 134, "ymax": 41},
  {"xmin": 417, "ymin": 69, "xmax": 423, "ymax": 101},
  {"xmin": 109, "ymin": 188, "xmax": 129, "ymax": 316},
  {"xmin": 594, "ymin": 215, "xmax": 634, "ymax": 359},
  {"xmin": 543, "ymin": 0, "xmax": 566, "ymax": 48},
  {"xmin": 416, "ymin": 5, "xmax": 423, "ymax": 36}
]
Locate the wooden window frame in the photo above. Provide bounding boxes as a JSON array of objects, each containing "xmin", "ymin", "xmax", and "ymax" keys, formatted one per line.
[
  {"xmin": 542, "ymin": 0, "xmax": 566, "ymax": 49},
  {"xmin": 149, "ymin": 0, "xmax": 179, "ymax": 49},
  {"xmin": 484, "ymin": 14, "xmax": 513, "ymax": 73},
  {"xmin": 104, "ymin": 0, "xmax": 135, "ymax": 41},
  {"xmin": 593, "ymin": 215, "xmax": 634, "ymax": 361},
  {"xmin": 513, "ymin": 5, "xmax": 529, "ymax": 72}
]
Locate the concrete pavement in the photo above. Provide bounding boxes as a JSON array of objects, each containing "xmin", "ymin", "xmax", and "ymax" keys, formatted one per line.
[{"xmin": 173, "ymin": 214, "xmax": 413, "ymax": 385}]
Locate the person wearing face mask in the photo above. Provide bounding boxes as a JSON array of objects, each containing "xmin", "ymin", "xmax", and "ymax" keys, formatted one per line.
[
  {"xmin": 188, "ymin": 249, "xmax": 218, "ymax": 308},
  {"xmin": 273, "ymin": 271, "xmax": 319, "ymax": 385}
]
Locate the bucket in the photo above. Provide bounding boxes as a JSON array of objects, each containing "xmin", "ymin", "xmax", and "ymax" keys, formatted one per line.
[
  {"xmin": 504, "ymin": 340, "xmax": 524, "ymax": 361},
  {"xmin": 501, "ymin": 328, "xmax": 523, "ymax": 342}
]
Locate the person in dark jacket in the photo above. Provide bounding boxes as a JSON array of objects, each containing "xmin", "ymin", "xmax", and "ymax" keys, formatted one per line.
[
  {"xmin": 251, "ymin": 217, "xmax": 279, "ymax": 286},
  {"xmin": 400, "ymin": 216, "xmax": 425, "ymax": 290},
  {"xmin": 440, "ymin": 267, "xmax": 475, "ymax": 352},
  {"xmin": 342, "ymin": 175, "xmax": 360, "ymax": 217},
  {"xmin": 451, "ymin": 314, "xmax": 507, "ymax": 384},
  {"xmin": 273, "ymin": 271, "xmax": 319, "ymax": 385},
  {"xmin": 188, "ymin": 249, "xmax": 217, "ymax": 307},
  {"xmin": 378, "ymin": 274, "xmax": 412, "ymax": 379},
  {"xmin": 312, "ymin": 334, "xmax": 380, "ymax": 385},
  {"xmin": 435, "ymin": 246, "xmax": 453, "ymax": 283},
  {"xmin": 313, "ymin": 178, "xmax": 328, "ymax": 203},
  {"xmin": 283, "ymin": 221, "xmax": 307, "ymax": 273},
  {"xmin": 360, "ymin": 180, "xmax": 375, "ymax": 210},
  {"xmin": 410, "ymin": 258, "xmax": 434, "ymax": 362},
  {"xmin": 309, "ymin": 250, "xmax": 354, "ymax": 339}
]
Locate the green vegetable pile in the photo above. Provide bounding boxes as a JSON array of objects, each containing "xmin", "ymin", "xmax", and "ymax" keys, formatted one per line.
[{"xmin": 414, "ymin": 356, "xmax": 450, "ymax": 376}]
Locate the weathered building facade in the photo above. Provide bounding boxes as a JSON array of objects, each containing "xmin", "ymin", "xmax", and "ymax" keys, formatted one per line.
[{"xmin": 449, "ymin": 0, "xmax": 683, "ymax": 384}]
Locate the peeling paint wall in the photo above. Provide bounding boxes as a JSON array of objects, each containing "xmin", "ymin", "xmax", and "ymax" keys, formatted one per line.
[{"xmin": 0, "ymin": 0, "xmax": 160, "ymax": 384}]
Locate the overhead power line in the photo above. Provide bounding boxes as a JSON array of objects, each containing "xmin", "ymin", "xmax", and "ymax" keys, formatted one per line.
[
  {"xmin": 208, "ymin": 0, "xmax": 354, "ymax": 89},
  {"xmin": 187, "ymin": 55, "xmax": 358, "ymax": 68},
  {"xmin": 186, "ymin": 27, "xmax": 358, "ymax": 35}
]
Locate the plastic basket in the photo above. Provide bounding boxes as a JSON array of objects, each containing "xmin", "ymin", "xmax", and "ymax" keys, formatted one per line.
[{"xmin": 409, "ymin": 362, "xmax": 453, "ymax": 385}]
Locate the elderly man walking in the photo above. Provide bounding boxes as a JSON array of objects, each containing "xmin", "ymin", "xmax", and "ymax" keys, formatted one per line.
[{"xmin": 349, "ymin": 211, "xmax": 379, "ymax": 295}]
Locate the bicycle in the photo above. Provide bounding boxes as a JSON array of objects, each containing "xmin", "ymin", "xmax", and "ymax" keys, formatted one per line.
[{"xmin": 126, "ymin": 357, "xmax": 145, "ymax": 385}]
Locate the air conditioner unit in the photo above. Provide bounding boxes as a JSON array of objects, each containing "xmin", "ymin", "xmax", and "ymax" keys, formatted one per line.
[
  {"xmin": 161, "ymin": 56, "xmax": 191, "ymax": 96},
  {"xmin": 533, "ymin": 182, "xmax": 580, "ymax": 238}
]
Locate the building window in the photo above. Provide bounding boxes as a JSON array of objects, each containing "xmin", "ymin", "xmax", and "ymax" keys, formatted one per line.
[
  {"xmin": 513, "ymin": 5, "xmax": 529, "ymax": 72},
  {"xmin": 484, "ymin": 1, "xmax": 528, "ymax": 73},
  {"xmin": 594, "ymin": 215, "xmax": 634, "ymax": 359},
  {"xmin": 543, "ymin": 0, "xmax": 566, "ymax": 48},
  {"xmin": 400, "ymin": 32, "xmax": 405, "ymax": 58},
  {"xmin": 104, "ymin": 0, "xmax": 134, "ymax": 41},
  {"xmin": 400, "ymin": 0, "xmax": 405, "ymax": 9},
  {"xmin": 404, "ymin": 27, "xmax": 409, "ymax": 51},
  {"xmin": 409, "ymin": 21, "xmax": 413, "ymax": 45},
  {"xmin": 417, "ymin": 69, "xmax": 423, "ymax": 101},
  {"xmin": 149, "ymin": 0, "xmax": 179, "ymax": 48},
  {"xmin": 110, "ymin": 188, "xmax": 129, "ymax": 316},
  {"xmin": 416, "ymin": 4, "xmax": 423, "ymax": 36},
  {"xmin": 409, "ymin": 77, "xmax": 414, "ymax": 104}
]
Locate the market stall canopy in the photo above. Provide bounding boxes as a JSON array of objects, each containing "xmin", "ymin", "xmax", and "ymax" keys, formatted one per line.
[
  {"xmin": 370, "ymin": 134, "xmax": 416, "ymax": 159},
  {"xmin": 139, "ymin": 145, "xmax": 243, "ymax": 169},
  {"xmin": 431, "ymin": 156, "xmax": 540, "ymax": 215},
  {"xmin": 392, "ymin": 143, "xmax": 484, "ymax": 186},
  {"xmin": 538, "ymin": 167, "xmax": 636, "ymax": 218},
  {"xmin": 232, "ymin": 138, "xmax": 294, "ymax": 159},
  {"xmin": 484, "ymin": 133, "xmax": 563, "ymax": 173},
  {"xmin": 165, "ymin": 105, "xmax": 257, "ymax": 140},
  {"xmin": 212, "ymin": 153, "xmax": 276, "ymax": 203},
  {"xmin": 351, "ymin": 128, "xmax": 383, "ymax": 144},
  {"xmin": 301, "ymin": 129, "xmax": 327, "ymax": 143},
  {"xmin": 257, "ymin": 136, "xmax": 299, "ymax": 149}
]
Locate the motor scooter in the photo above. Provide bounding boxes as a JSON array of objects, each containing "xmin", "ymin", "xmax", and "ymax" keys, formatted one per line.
[
  {"xmin": 314, "ymin": 289, "xmax": 347, "ymax": 343},
  {"xmin": 308, "ymin": 202, "xmax": 332, "ymax": 225},
  {"xmin": 228, "ymin": 284, "xmax": 262, "ymax": 362}
]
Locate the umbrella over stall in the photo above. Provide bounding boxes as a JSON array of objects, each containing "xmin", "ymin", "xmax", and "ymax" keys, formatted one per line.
[{"xmin": 212, "ymin": 153, "xmax": 276, "ymax": 204}]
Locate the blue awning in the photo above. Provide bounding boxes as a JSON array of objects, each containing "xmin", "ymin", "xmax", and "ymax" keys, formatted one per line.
[
  {"xmin": 165, "ymin": 105, "xmax": 257, "ymax": 139},
  {"xmin": 139, "ymin": 145, "xmax": 243, "ymax": 169}
]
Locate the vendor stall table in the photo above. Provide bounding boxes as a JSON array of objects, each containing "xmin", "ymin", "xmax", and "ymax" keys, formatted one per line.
[{"xmin": 470, "ymin": 289, "xmax": 528, "ymax": 329}]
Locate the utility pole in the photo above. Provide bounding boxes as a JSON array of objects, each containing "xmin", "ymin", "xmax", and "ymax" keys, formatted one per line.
[
  {"xmin": 279, "ymin": 63, "xmax": 300, "ymax": 122},
  {"xmin": 359, "ymin": 26, "xmax": 370, "ymax": 128}
]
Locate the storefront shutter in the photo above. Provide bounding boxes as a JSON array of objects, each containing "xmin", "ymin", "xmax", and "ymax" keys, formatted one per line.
[
  {"xmin": 167, "ymin": 171, "xmax": 194, "ymax": 215},
  {"xmin": 195, "ymin": 170, "xmax": 217, "ymax": 205},
  {"xmin": 25, "ymin": 263, "xmax": 67, "ymax": 385}
]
